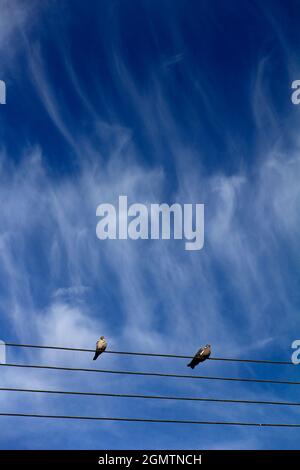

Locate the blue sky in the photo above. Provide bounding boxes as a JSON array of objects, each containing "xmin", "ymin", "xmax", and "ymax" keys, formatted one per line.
[{"xmin": 1, "ymin": 0, "xmax": 300, "ymax": 449}]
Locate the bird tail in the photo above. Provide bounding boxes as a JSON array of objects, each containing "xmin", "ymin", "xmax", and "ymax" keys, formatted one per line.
[
  {"xmin": 93, "ymin": 352, "xmax": 99, "ymax": 361},
  {"xmin": 187, "ymin": 362, "xmax": 195, "ymax": 369}
]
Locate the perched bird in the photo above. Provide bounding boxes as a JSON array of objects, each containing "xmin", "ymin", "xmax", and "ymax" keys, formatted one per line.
[
  {"xmin": 187, "ymin": 344, "xmax": 211, "ymax": 369},
  {"xmin": 93, "ymin": 336, "xmax": 107, "ymax": 360}
]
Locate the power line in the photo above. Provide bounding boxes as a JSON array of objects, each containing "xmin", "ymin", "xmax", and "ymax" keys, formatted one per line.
[
  {"xmin": 5, "ymin": 342, "xmax": 292, "ymax": 365},
  {"xmin": 1, "ymin": 386, "xmax": 300, "ymax": 407},
  {"xmin": 0, "ymin": 412, "xmax": 299, "ymax": 427},
  {"xmin": 1, "ymin": 362, "xmax": 299, "ymax": 385}
]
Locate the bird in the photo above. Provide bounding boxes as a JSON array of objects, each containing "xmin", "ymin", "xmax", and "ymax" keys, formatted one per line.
[
  {"xmin": 187, "ymin": 344, "xmax": 211, "ymax": 369},
  {"xmin": 93, "ymin": 336, "xmax": 107, "ymax": 360}
]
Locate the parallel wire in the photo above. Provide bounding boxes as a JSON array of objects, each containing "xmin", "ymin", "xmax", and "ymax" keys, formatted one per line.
[
  {"xmin": 0, "ymin": 412, "xmax": 300, "ymax": 427},
  {"xmin": 1, "ymin": 344, "xmax": 298, "ymax": 430},
  {"xmin": 5, "ymin": 342, "xmax": 293, "ymax": 365},
  {"xmin": 1, "ymin": 386, "xmax": 300, "ymax": 407},
  {"xmin": 1, "ymin": 362, "xmax": 299, "ymax": 385}
]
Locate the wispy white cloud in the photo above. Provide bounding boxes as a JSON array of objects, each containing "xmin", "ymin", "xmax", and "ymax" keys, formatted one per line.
[
  {"xmin": 162, "ymin": 52, "xmax": 184, "ymax": 69},
  {"xmin": 1, "ymin": 0, "xmax": 300, "ymax": 449},
  {"xmin": 53, "ymin": 285, "xmax": 90, "ymax": 299}
]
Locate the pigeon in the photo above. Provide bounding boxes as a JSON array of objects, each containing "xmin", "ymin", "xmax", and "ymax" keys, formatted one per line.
[
  {"xmin": 187, "ymin": 344, "xmax": 211, "ymax": 369},
  {"xmin": 93, "ymin": 336, "xmax": 107, "ymax": 360}
]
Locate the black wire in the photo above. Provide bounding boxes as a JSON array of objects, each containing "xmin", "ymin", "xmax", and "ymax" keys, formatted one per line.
[
  {"xmin": 1, "ymin": 362, "xmax": 299, "ymax": 385},
  {"xmin": 0, "ymin": 412, "xmax": 299, "ymax": 427},
  {"xmin": 1, "ymin": 386, "xmax": 300, "ymax": 407},
  {"xmin": 5, "ymin": 342, "xmax": 292, "ymax": 365}
]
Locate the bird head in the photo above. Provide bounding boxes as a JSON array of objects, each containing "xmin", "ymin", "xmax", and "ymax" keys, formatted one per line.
[{"xmin": 100, "ymin": 336, "xmax": 105, "ymax": 340}]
